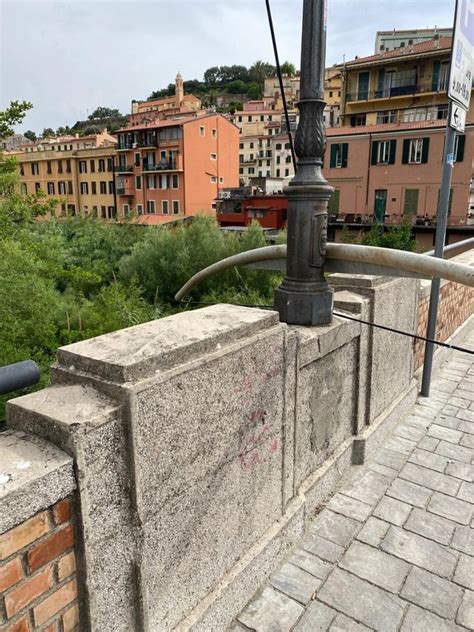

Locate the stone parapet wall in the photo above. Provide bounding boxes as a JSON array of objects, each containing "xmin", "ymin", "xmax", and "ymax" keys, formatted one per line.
[
  {"xmin": 415, "ymin": 250, "xmax": 474, "ymax": 370},
  {"xmin": 0, "ymin": 432, "xmax": 80, "ymax": 632}
]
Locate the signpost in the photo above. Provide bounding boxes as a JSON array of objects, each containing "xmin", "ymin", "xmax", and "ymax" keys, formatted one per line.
[{"xmin": 421, "ymin": 0, "xmax": 473, "ymax": 396}]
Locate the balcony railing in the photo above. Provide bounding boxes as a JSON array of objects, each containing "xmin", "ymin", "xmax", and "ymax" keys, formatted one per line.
[
  {"xmin": 114, "ymin": 165, "xmax": 133, "ymax": 173},
  {"xmin": 346, "ymin": 84, "xmax": 445, "ymax": 102},
  {"xmin": 137, "ymin": 139, "xmax": 157, "ymax": 148},
  {"xmin": 143, "ymin": 161, "xmax": 177, "ymax": 172},
  {"xmin": 117, "ymin": 143, "xmax": 133, "ymax": 150},
  {"xmin": 117, "ymin": 187, "xmax": 134, "ymax": 195}
]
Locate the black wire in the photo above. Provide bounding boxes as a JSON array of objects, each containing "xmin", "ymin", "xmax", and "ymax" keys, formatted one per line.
[
  {"xmin": 177, "ymin": 299, "xmax": 474, "ymax": 357},
  {"xmin": 265, "ymin": 0, "xmax": 298, "ymax": 171}
]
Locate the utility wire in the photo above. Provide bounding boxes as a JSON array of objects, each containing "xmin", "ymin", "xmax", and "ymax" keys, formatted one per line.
[
  {"xmin": 265, "ymin": 0, "xmax": 297, "ymax": 171},
  {"xmin": 177, "ymin": 299, "xmax": 474, "ymax": 357}
]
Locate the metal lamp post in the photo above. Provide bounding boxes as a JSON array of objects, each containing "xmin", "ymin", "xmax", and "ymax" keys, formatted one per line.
[{"xmin": 274, "ymin": 0, "xmax": 333, "ymax": 325}]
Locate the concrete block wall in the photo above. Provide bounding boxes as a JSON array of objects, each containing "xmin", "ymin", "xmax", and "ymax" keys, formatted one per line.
[
  {"xmin": 414, "ymin": 250, "xmax": 474, "ymax": 370},
  {"xmin": 0, "ymin": 432, "xmax": 80, "ymax": 632}
]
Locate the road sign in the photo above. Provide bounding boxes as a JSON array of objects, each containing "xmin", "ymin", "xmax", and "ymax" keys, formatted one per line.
[
  {"xmin": 450, "ymin": 103, "xmax": 467, "ymax": 132},
  {"xmin": 448, "ymin": 0, "xmax": 473, "ymax": 111}
]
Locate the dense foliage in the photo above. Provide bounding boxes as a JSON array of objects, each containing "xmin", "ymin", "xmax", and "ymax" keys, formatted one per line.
[{"xmin": 339, "ymin": 221, "xmax": 417, "ymax": 252}]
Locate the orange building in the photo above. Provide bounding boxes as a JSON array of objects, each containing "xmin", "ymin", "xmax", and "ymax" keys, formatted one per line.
[{"xmin": 115, "ymin": 112, "xmax": 239, "ymax": 223}]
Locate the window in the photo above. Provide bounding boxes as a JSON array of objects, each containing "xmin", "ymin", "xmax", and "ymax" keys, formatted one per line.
[
  {"xmin": 454, "ymin": 135, "xmax": 466, "ymax": 162},
  {"xmin": 19, "ymin": 163, "xmax": 24, "ymax": 176},
  {"xmin": 159, "ymin": 175, "xmax": 168, "ymax": 189},
  {"xmin": 20, "ymin": 183, "xmax": 27, "ymax": 194},
  {"xmin": 376, "ymin": 110, "xmax": 397, "ymax": 124},
  {"xmin": 137, "ymin": 204, "xmax": 144, "ymax": 215},
  {"xmin": 68, "ymin": 181, "xmax": 73, "ymax": 194},
  {"xmin": 35, "ymin": 182, "xmax": 41, "ymax": 193},
  {"xmin": 108, "ymin": 206, "xmax": 116, "ymax": 218},
  {"xmin": 123, "ymin": 204, "xmax": 130, "ymax": 216},
  {"xmin": 402, "ymin": 138, "xmax": 429, "ymax": 164},
  {"xmin": 98, "ymin": 159, "xmax": 105, "ymax": 172},
  {"xmin": 276, "ymin": 169, "xmax": 280, "ymax": 177},
  {"xmin": 276, "ymin": 143, "xmax": 282, "ymax": 150},
  {"xmin": 135, "ymin": 176, "xmax": 141, "ymax": 190},
  {"xmin": 404, "ymin": 189, "xmax": 419, "ymax": 216},
  {"xmin": 248, "ymin": 167, "xmax": 255, "ymax": 174},
  {"xmin": 107, "ymin": 159, "xmax": 113, "ymax": 172},
  {"xmin": 66, "ymin": 159, "xmax": 71, "ymax": 173},
  {"xmin": 371, "ymin": 140, "xmax": 396, "ymax": 165},
  {"xmin": 219, "ymin": 177, "xmax": 224, "ymax": 183},
  {"xmin": 172, "ymin": 174, "xmax": 179, "ymax": 189},
  {"xmin": 350, "ymin": 114, "xmax": 367, "ymax": 127},
  {"xmin": 47, "ymin": 161, "xmax": 52, "ymax": 174},
  {"xmin": 47, "ymin": 182, "xmax": 55, "ymax": 195},
  {"xmin": 100, "ymin": 181, "xmax": 107, "ymax": 194},
  {"xmin": 92, "ymin": 206, "xmax": 98, "ymax": 216},
  {"xmin": 210, "ymin": 176, "xmax": 218, "ymax": 183},
  {"xmin": 199, "ymin": 126, "xmax": 205, "ymax": 136},
  {"xmin": 108, "ymin": 181, "xmax": 114, "ymax": 194},
  {"xmin": 210, "ymin": 153, "xmax": 217, "ymax": 160},
  {"xmin": 330, "ymin": 143, "xmax": 348, "ymax": 168},
  {"xmin": 248, "ymin": 116, "xmax": 253, "ymax": 122},
  {"xmin": 212, "ymin": 128, "xmax": 217, "ymax": 138},
  {"xmin": 250, "ymin": 143, "xmax": 254, "ymax": 149},
  {"xmin": 90, "ymin": 160, "xmax": 95, "ymax": 173},
  {"xmin": 80, "ymin": 182, "xmax": 89, "ymax": 194},
  {"xmin": 57, "ymin": 160, "xmax": 63, "ymax": 174},
  {"xmin": 172, "ymin": 200, "xmax": 180, "ymax": 215},
  {"xmin": 92, "ymin": 181, "xmax": 97, "ymax": 195},
  {"xmin": 147, "ymin": 175, "xmax": 156, "ymax": 189},
  {"xmin": 101, "ymin": 206, "xmax": 106, "ymax": 218},
  {"xmin": 146, "ymin": 200, "xmax": 155, "ymax": 214},
  {"xmin": 162, "ymin": 200, "xmax": 169, "ymax": 214},
  {"xmin": 79, "ymin": 161, "xmax": 87, "ymax": 174},
  {"xmin": 285, "ymin": 168, "xmax": 290, "ymax": 176},
  {"xmin": 239, "ymin": 143, "xmax": 244, "ymax": 150},
  {"xmin": 329, "ymin": 91, "xmax": 333, "ymax": 98},
  {"xmin": 31, "ymin": 162, "xmax": 39, "ymax": 175},
  {"xmin": 276, "ymin": 156, "xmax": 281, "ymax": 165},
  {"xmin": 135, "ymin": 153, "xmax": 141, "ymax": 167},
  {"xmin": 58, "ymin": 182, "xmax": 66, "ymax": 195}
]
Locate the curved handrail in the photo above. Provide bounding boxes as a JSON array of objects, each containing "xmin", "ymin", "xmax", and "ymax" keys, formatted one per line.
[{"xmin": 174, "ymin": 243, "xmax": 474, "ymax": 302}]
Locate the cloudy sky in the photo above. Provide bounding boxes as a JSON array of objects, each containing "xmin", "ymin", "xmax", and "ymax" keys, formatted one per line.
[{"xmin": 1, "ymin": 0, "xmax": 455, "ymax": 133}]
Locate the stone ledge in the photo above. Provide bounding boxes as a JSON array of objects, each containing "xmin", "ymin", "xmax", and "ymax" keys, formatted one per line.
[{"xmin": 0, "ymin": 430, "xmax": 75, "ymax": 534}]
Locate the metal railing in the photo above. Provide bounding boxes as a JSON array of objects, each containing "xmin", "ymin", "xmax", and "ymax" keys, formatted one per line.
[
  {"xmin": 143, "ymin": 161, "xmax": 177, "ymax": 172},
  {"xmin": 113, "ymin": 165, "xmax": 133, "ymax": 173},
  {"xmin": 0, "ymin": 361, "xmax": 40, "ymax": 396},
  {"xmin": 346, "ymin": 84, "xmax": 445, "ymax": 102}
]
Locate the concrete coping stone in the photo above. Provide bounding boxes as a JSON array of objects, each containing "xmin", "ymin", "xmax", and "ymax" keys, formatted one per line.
[
  {"xmin": 329, "ymin": 273, "xmax": 391, "ymax": 288},
  {"xmin": 56, "ymin": 304, "xmax": 281, "ymax": 383},
  {"xmin": 334, "ymin": 290, "xmax": 368, "ymax": 314},
  {"xmin": 0, "ymin": 429, "xmax": 75, "ymax": 534}
]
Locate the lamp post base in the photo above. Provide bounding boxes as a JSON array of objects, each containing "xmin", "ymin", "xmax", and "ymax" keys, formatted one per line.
[{"xmin": 274, "ymin": 282, "xmax": 333, "ymax": 325}]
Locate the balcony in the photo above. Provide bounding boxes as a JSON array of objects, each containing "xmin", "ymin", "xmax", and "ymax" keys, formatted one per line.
[
  {"xmin": 117, "ymin": 143, "xmax": 133, "ymax": 151},
  {"xmin": 345, "ymin": 84, "xmax": 443, "ymax": 103},
  {"xmin": 116, "ymin": 187, "xmax": 134, "ymax": 196},
  {"xmin": 137, "ymin": 139, "xmax": 157, "ymax": 148},
  {"xmin": 114, "ymin": 165, "xmax": 133, "ymax": 173},
  {"xmin": 143, "ymin": 161, "xmax": 179, "ymax": 172}
]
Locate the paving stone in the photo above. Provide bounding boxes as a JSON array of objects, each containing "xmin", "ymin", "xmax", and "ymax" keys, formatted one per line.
[
  {"xmin": 373, "ymin": 496, "xmax": 412, "ymax": 526},
  {"xmin": 436, "ymin": 440, "xmax": 472, "ymax": 463},
  {"xmin": 238, "ymin": 586, "xmax": 305, "ymax": 631},
  {"xmin": 432, "ymin": 415, "xmax": 461, "ymax": 430},
  {"xmin": 356, "ymin": 517, "xmax": 390, "ymax": 547},
  {"xmin": 400, "ymin": 566, "xmax": 463, "ymax": 619},
  {"xmin": 293, "ymin": 601, "xmax": 336, "ymax": 631},
  {"xmin": 427, "ymin": 424, "xmax": 463, "ymax": 444},
  {"xmin": 368, "ymin": 462, "xmax": 398, "ymax": 479},
  {"xmin": 393, "ymin": 423, "xmax": 426, "ymax": 442},
  {"xmin": 417, "ymin": 436, "xmax": 439, "ymax": 451},
  {"xmin": 303, "ymin": 535, "xmax": 344, "ymax": 564},
  {"xmin": 456, "ymin": 589, "xmax": 474, "ymax": 629},
  {"xmin": 341, "ymin": 470, "xmax": 391, "ymax": 506},
  {"xmin": 456, "ymin": 408, "xmax": 474, "ymax": 423},
  {"xmin": 408, "ymin": 448, "xmax": 449, "ymax": 473},
  {"xmin": 449, "ymin": 396, "xmax": 471, "ymax": 409},
  {"xmin": 401, "ymin": 604, "xmax": 465, "ymax": 631},
  {"xmin": 454, "ymin": 554, "xmax": 474, "ymax": 590},
  {"xmin": 428, "ymin": 491, "xmax": 473, "ymax": 525},
  {"xmin": 459, "ymin": 420, "xmax": 474, "ymax": 435},
  {"xmin": 458, "ymin": 481, "xmax": 474, "ymax": 503},
  {"xmin": 270, "ymin": 562, "xmax": 321, "ymax": 605},
  {"xmin": 326, "ymin": 494, "xmax": 372, "ymax": 523},
  {"xmin": 310, "ymin": 509, "xmax": 360, "ymax": 548},
  {"xmin": 399, "ymin": 462, "xmax": 461, "ymax": 496},
  {"xmin": 381, "ymin": 526, "xmax": 458, "ymax": 577},
  {"xmin": 404, "ymin": 507, "xmax": 456, "ymax": 545},
  {"xmin": 386, "ymin": 478, "xmax": 431, "ymax": 508},
  {"xmin": 461, "ymin": 433, "xmax": 474, "ymax": 449},
  {"xmin": 228, "ymin": 624, "xmax": 247, "ymax": 631},
  {"xmin": 339, "ymin": 541, "xmax": 410, "ymax": 593},
  {"xmin": 289, "ymin": 548, "xmax": 332, "ymax": 580},
  {"xmin": 384, "ymin": 435, "xmax": 417, "ymax": 455},
  {"xmin": 432, "ymin": 378, "xmax": 459, "ymax": 394},
  {"xmin": 317, "ymin": 568, "xmax": 405, "ymax": 631},
  {"xmin": 405, "ymin": 415, "xmax": 430, "ymax": 429},
  {"xmin": 330, "ymin": 613, "xmax": 371, "ymax": 631},
  {"xmin": 374, "ymin": 448, "xmax": 408, "ymax": 472},
  {"xmin": 457, "ymin": 388, "xmax": 474, "ymax": 401},
  {"xmin": 451, "ymin": 525, "xmax": 474, "ymax": 555},
  {"xmin": 446, "ymin": 461, "xmax": 474, "ymax": 482},
  {"xmin": 441, "ymin": 404, "xmax": 462, "ymax": 417}
]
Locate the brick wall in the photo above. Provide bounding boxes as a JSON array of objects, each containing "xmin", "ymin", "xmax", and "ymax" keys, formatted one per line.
[
  {"xmin": 415, "ymin": 279, "xmax": 474, "ymax": 370},
  {"xmin": 0, "ymin": 497, "xmax": 81, "ymax": 632}
]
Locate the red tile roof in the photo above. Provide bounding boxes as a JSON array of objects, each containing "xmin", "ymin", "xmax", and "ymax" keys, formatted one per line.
[{"xmin": 344, "ymin": 36, "xmax": 452, "ymax": 67}]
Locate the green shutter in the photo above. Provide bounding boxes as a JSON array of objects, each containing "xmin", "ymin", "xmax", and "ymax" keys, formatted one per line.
[
  {"xmin": 377, "ymin": 69, "xmax": 385, "ymax": 97},
  {"xmin": 432, "ymin": 61, "xmax": 440, "ymax": 91},
  {"xmin": 328, "ymin": 189, "xmax": 340, "ymax": 214},
  {"xmin": 389, "ymin": 139, "xmax": 397, "ymax": 164},
  {"xmin": 404, "ymin": 189, "xmax": 419, "ymax": 215},
  {"xmin": 371, "ymin": 141, "xmax": 378, "ymax": 165},
  {"xmin": 341, "ymin": 143, "xmax": 348, "ymax": 168},
  {"xmin": 402, "ymin": 139, "xmax": 410, "ymax": 164},
  {"xmin": 456, "ymin": 135, "xmax": 466, "ymax": 162},
  {"xmin": 330, "ymin": 144, "xmax": 337, "ymax": 168},
  {"xmin": 421, "ymin": 138, "xmax": 430, "ymax": 163}
]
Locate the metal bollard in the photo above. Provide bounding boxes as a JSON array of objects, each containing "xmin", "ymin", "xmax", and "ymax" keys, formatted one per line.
[{"xmin": 0, "ymin": 360, "xmax": 40, "ymax": 396}]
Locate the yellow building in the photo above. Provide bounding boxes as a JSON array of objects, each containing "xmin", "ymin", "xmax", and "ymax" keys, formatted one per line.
[
  {"xmin": 8, "ymin": 131, "xmax": 119, "ymax": 219},
  {"xmin": 340, "ymin": 37, "xmax": 474, "ymax": 127}
]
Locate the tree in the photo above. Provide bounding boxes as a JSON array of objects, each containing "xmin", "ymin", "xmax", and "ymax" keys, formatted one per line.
[
  {"xmin": 55, "ymin": 126, "xmax": 71, "ymax": 136},
  {"xmin": 204, "ymin": 66, "xmax": 220, "ymax": 86},
  {"xmin": 24, "ymin": 130, "xmax": 37, "ymax": 142},
  {"xmin": 0, "ymin": 101, "xmax": 33, "ymax": 139},
  {"xmin": 280, "ymin": 61, "xmax": 296, "ymax": 76},
  {"xmin": 249, "ymin": 61, "xmax": 276, "ymax": 86},
  {"xmin": 42, "ymin": 128, "xmax": 55, "ymax": 138},
  {"xmin": 88, "ymin": 106, "xmax": 123, "ymax": 120}
]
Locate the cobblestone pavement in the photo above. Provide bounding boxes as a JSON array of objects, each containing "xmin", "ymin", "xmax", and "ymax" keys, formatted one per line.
[{"xmin": 233, "ymin": 336, "xmax": 474, "ymax": 632}]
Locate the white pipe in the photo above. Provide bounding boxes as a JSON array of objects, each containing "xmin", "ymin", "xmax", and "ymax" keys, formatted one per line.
[{"xmin": 174, "ymin": 243, "xmax": 474, "ymax": 302}]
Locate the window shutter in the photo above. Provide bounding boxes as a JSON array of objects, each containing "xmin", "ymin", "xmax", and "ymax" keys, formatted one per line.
[
  {"xmin": 389, "ymin": 139, "xmax": 397, "ymax": 164},
  {"xmin": 377, "ymin": 69, "xmax": 385, "ymax": 97},
  {"xmin": 342, "ymin": 143, "xmax": 349, "ymax": 168},
  {"xmin": 404, "ymin": 189, "xmax": 419, "ymax": 215},
  {"xmin": 432, "ymin": 61, "xmax": 440, "ymax": 91},
  {"xmin": 421, "ymin": 138, "xmax": 430, "ymax": 163},
  {"xmin": 402, "ymin": 139, "xmax": 410, "ymax": 164},
  {"xmin": 456, "ymin": 135, "xmax": 466, "ymax": 162},
  {"xmin": 371, "ymin": 141, "xmax": 378, "ymax": 165},
  {"xmin": 330, "ymin": 144, "xmax": 337, "ymax": 168}
]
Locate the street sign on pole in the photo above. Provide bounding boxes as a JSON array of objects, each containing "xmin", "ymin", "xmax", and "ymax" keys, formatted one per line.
[
  {"xmin": 450, "ymin": 103, "xmax": 467, "ymax": 132},
  {"xmin": 448, "ymin": 0, "xmax": 473, "ymax": 111}
]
